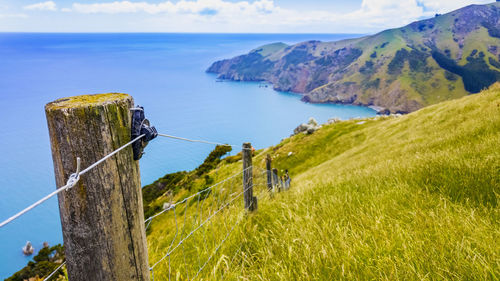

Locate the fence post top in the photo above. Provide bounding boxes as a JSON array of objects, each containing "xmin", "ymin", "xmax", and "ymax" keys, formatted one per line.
[
  {"xmin": 242, "ymin": 142, "xmax": 251, "ymax": 149},
  {"xmin": 45, "ymin": 93, "xmax": 131, "ymax": 111}
]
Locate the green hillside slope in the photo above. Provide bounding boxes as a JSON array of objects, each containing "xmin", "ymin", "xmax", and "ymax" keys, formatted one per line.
[
  {"xmin": 208, "ymin": 2, "xmax": 500, "ymax": 114},
  {"xmin": 148, "ymin": 83, "xmax": 499, "ymax": 280}
]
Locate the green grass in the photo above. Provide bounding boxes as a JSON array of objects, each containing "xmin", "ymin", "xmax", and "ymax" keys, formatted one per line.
[
  {"xmin": 146, "ymin": 84, "xmax": 500, "ymax": 280},
  {"xmin": 252, "ymin": 43, "xmax": 288, "ymax": 58}
]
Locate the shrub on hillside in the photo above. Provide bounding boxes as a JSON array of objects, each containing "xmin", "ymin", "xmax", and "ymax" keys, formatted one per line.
[
  {"xmin": 7, "ymin": 245, "xmax": 65, "ymax": 281},
  {"xmin": 195, "ymin": 145, "xmax": 232, "ymax": 176},
  {"xmin": 387, "ymin": 48, "xmax": 428, "ymax": 75},
  {"xmin": 432, "ymin": 50, "xmax": 500, "ymax": 93}
]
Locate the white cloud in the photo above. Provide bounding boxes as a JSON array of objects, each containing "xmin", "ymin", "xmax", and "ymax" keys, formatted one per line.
[
  {"xmin": 342, "ymin": 0, "xmax": 426, "ymax": 28},
  {"xmin": 24, "ymin": 1, "xmax": 57, "ymax": 11},
  {"xmin": 70, "ymin": 0, "xmax": 276, "ymax": 15},
  {"xmin": 334, "ymin": 0, "xmax": 492, "ymax": 29},
  {"xmin": 44, "ymin": 0, "xmax": 497, "ymax": 32},
  {"xmin": 418, "ymin": 0, "xmax": 492, "ymax": 13}
]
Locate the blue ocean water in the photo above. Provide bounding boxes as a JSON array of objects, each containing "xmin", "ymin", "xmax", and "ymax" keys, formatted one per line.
[{"xmin": 0, "ymin": 33, "xmax": 375, "ymax": 278}]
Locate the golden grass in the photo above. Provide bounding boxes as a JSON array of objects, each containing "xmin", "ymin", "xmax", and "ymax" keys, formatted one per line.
[{"xmin": 147, "ymin": 84, "xmax": 500, "ymax": 280}]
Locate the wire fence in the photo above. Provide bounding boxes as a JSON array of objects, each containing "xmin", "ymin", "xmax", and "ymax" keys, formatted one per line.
[
  {"xmin": 43, "ymin": 261, "xmax": 66, "ymax": 281},
  {"xmin": 0, "ymin": 134, "xmax": 146, "ymax": 228},
  {"xmin": 1, "ymin": 130, "xmax": 287, "ymax": 281},
  {"xmin": 146, "ymin": 166, "xmax": 270, "ymax": 280}
]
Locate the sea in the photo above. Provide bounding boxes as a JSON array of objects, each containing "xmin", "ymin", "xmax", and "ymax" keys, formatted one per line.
[{"xmin": 0, "ymin": 33, "xmax": 376, "ymax": 278}]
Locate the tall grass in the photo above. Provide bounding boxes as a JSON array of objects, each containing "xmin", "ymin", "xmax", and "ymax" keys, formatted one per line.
[{"xmin": 147, "ymin": 84, "xmax": 500, "ymax": 280}]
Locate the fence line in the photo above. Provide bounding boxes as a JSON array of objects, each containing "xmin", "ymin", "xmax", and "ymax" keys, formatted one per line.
[
  {"xmin": 190, "ymin": 214, "xmax": 239, "ymax": 281},
  {"xmin": 220, "ymin": 243, "xmax": 244, "ymax": 280},
  {"xmin": 157, "ymin": 133, "xmax": 241, "ymax": 148},
  {"xmin": 0, "ymin": 111, "xmax": 288, "ymax": 281},
  {"xmin": 0, "ymin": 134, "xmax": 146, "ymax": 228},
  {"xmin": 0, "ymin": 131, "xmax": 254, "ymax": 229},
  {"xmin": 144, "ymin": 166, "xmax": 253, "ymax": 227},
  {"xmin": 147, "ymin": 167, "xmax": 269, "ymax": 280},
  {"xmin": 148, "ymin": 172, "xmax": 266, "ymax": 267},
  {"xmin": 149, "ymin": 181, "xmax": 260, "ymax": 269}
]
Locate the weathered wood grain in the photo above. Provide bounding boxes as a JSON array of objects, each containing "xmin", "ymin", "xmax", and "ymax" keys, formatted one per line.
[
  {"xmin": 266, "ymin": 154, "xmax": 272, "ymax": 191},
  {"xmin": 45, "ymin": 93, "xmax": 150, "ymax": 281},
  {"xmin": 242, "ymin": 143, "xmax": 257, "ymax": 211}
]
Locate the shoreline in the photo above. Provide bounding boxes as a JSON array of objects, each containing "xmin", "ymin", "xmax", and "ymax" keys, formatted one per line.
[{"xmin": 211, "ymin": 76, "xmax": 388, "ymax": 115}]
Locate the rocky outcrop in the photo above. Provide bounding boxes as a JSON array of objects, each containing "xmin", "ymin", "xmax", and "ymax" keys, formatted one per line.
[
  {"xmin": 326, "ymin": 117, "xmax": 341, "ymax": 124},
  {"xmin": 293, "ymin": 117, "xmax": 321, "ymax": 135}
]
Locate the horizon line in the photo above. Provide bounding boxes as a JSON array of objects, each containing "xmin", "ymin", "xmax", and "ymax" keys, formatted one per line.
[{"xmin": 0, "ymin": 31, "xmax": 369, "ymax": 35}]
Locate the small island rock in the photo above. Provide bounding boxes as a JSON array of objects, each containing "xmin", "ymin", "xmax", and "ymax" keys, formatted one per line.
[{"xmin": 22, "ymin": 241, "xmax": 34, "ymax": 256}]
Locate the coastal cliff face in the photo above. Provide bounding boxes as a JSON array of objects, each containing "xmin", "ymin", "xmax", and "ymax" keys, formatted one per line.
[{"xmin": 208, "ymin": 2, "xmax": 500, "ymax": 113}]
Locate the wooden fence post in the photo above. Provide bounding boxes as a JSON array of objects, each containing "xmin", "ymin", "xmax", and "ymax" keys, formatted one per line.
[
  {"xmin": 45, "ymin": 93, "xmax": 150, "ymax": 281},
  {"xmin": 242, "ymin": 143, "xmax": 257, "ymax": 211},
  {"xmin": 272, "ymin": 168, "xmax": 279, "ymax": 191},
  {"xmin": 266, "ymin": 154, "xmax": 272, "ymax": 191}
]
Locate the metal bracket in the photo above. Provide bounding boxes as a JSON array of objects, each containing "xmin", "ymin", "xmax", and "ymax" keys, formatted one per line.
[{"xmin": 131, "ymin": 106, "xmax": 158, "ymax": 160}]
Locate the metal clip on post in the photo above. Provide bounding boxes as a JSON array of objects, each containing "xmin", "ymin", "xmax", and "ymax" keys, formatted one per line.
[
  {"xmin": 66, "ymin": 157, "xmax": 81, "ymax": 189},
  {"xmin": 131, "ymin": 106, "xmax": 158, "ymax": 160}
]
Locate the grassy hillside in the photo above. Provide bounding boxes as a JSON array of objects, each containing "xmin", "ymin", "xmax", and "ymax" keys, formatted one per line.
[
  {"xmin": 208, "ymin": 2, "xmax": 500, "ymax": 114},
  {"xmin": 147, "ymin": 84, "xmax": 500, "ymax": 280}
]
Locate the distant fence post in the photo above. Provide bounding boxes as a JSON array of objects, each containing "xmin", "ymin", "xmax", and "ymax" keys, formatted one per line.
[
  {"xmin": 242, "ymin": 143, "xmax": 257, "ymax": 211},
  {"xmin": 45, "ymin": 94, "xmax": 150, "ymax": 281},
  {"xmin": 272, "ymin": 168, "xmax": 279, "ymax": 191},
  {"xmin": 266, "ymin": 154, "xmax": 272, "ymax": 191}
]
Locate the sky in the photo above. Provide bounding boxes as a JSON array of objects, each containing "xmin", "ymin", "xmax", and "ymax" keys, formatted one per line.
[{"xmin": 0, "ymin": 0, "xmax": 495, "ymax": 33}]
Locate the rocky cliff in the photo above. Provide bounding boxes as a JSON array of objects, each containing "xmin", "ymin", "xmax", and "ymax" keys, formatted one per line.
[{"xmin": 208, "ymin": 3, "xmax": 500, "ymax": 113}]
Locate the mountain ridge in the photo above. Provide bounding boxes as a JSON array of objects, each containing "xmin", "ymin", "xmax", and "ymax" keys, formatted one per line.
[{"xmin": 207, "ymin": 2, "xmax": 500, "ymax": 113}]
